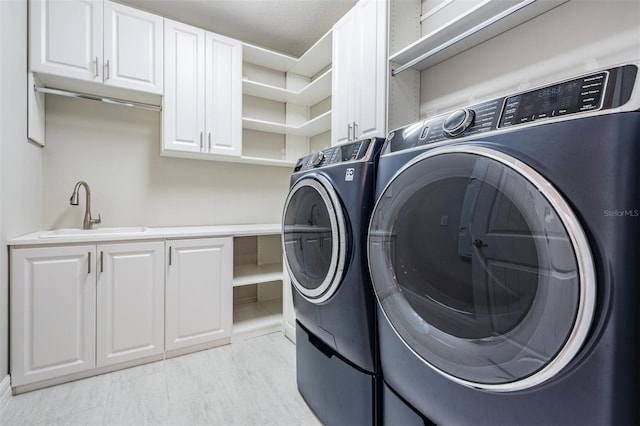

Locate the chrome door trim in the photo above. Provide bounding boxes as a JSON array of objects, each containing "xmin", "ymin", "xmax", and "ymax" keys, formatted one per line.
[
  {"xmin": 368, "ymin": 144, "xmax": 596, "ymax": 392},
  {"xmin": 283, "ymin": 173, "xmax": 347, "ymax": 304}
]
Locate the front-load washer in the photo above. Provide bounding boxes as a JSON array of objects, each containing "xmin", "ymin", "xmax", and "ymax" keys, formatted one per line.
[
  {"xmin": 368, "ymin": 64, "xmax": 640, "ymax": 425},
  {"xmin": 283, "ymin": 137, "xmax": 385, "ymax": 425}
]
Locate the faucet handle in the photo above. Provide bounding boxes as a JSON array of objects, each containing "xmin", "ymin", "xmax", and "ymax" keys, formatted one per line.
[{"xmin": 90, "ymin": 214, "xmax": 102, "ymax": 225}]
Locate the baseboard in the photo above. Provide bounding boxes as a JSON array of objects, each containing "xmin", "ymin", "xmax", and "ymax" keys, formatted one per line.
[
  {"xmin": 284, "ymin": 321, "xmax": 296, "ymax": 344},
  {"xmin": 0, "ymin": 375, "xmax": 11, "ymax": 412}
]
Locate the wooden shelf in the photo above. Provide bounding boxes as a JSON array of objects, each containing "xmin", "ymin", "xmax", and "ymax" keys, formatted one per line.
[
  {"xmin": 242, "ymin": 110, "xmax": 331, "ymax": 137},
  {"xmin": 288, "ymin": 31, "xmax": 332, "ymax": 77},
  {"xmin": 241, "ymin": 28, "xmax": 332, "ymax": 164},
  {"xmin": 242, "ymin": 44, "xmax": 297, "ymax": 72},
  {"xmin": 242, "ymin": 30, "xmax": 332, "ymax": 78},
  {"xmin": 390, "ymin": 0, "xmax": 567, "ymax": 75},
  {"xmin": 242, "ymin": 69, "xmax": 332, "ymax": 106},
  {"xmin": 232, "ymin": 298, "xmax": 283, "ymax": 342},
  {"xmin": 288, "ymin": 110, "xmax": 331, "ymax": 136},
  {"xmin": 233, "ymin": 262, "xmax": 283, "ymax": 287}
]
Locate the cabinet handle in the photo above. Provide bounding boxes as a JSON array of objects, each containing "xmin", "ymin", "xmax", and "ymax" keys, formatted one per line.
[
  {"xmin": 105, "ymin": 60, "xmax": 110, "ymax": 80},
  {"xmin": 94, "ymin": 57, "xmax": 99, "ymax": 77},
  {"xmin": 168, "ymin": 246, "xmax": 172, "ymax": 266},
  {"xmin": 88, "ymin": 252, "xmax": 92, "ymax": 274},
  {"xmin": 200, "ymin": 132, "xmax": 204, "ymax": 151},
  {"xmin": 100, "ymin": 251, "xmax": 104, "ymax": 273},
  {"xmin": 208, "ymin": 133, "xmax": 212, "ymax": 151}
]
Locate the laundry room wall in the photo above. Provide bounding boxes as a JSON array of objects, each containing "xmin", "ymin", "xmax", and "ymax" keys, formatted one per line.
[
  {"xmin": 419, "ymin": 0, "xmax": 640, "ymax": 115},
  {"xmin": 0, "ymin": 0, "xmax": 43, "ymax": 384},
  {"xmin": 42, "ymin": 95, "xmax": 291, "ymax": 230}
]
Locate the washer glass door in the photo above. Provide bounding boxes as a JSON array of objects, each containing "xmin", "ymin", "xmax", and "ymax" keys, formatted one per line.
[
  {"xmin": 283, "ymin": 174, "xmax": 347, "ymax": 303},
  {"xmin": 368, "ymin": 145, "xmax": 595, "ymax": 391}
]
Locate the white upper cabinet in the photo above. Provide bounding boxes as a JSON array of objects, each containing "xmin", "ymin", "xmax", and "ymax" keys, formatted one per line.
[
  {"xmin": 205, "ymin": 32, "xmax": 242, "ymax": 157},
  {"xmin": 103, "ymin": 1, "xmax": 164, "ymax": 93},
  {"xmin": 163, "ymin": 19, "xmax": 242, "ymax": 158},
  {"xmin": 30, "ymin": 0, "xmax": 103, "ymax": 82},
  {"xmin": 331, "ymin": 0, "xmax": 387, "ymax": 146},
  {"xmin": 163, "ymin": 19, "xmax": 205, "ymax": 154},
  {"xmin": 30, "ymin": 0, "xmax": 163, "ymax": 94}
]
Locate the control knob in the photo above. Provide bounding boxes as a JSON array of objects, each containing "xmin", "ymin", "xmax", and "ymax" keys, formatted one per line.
[
  {"xmin": 443, "ymin": 108, "xmax": 475, "ymax": 138},
  {"xmin": 311, "ymin": 151, "xmax": 325, "ymax": 167}
]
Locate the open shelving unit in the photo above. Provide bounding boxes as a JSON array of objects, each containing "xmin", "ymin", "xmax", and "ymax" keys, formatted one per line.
[
  {"xmin": 388, "ymin": 0, "xmax": 567, "ymax": 130},
  {"xmin": 241, "ymin": 30, "xmax": 333, "ymax": 166},
  {"xmin": 232, "ymin": 233, "xmax": 284, "ymax": 341}
]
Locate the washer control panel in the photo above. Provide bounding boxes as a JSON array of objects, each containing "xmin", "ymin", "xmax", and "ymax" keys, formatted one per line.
[
  {"xmin": 384, "ymin": 64, "xmax": 637, "ymax": 154},
  {"xmin": 499, "ymin": 71, "xmax": 607, "ymax": 127},
  {"xmin": 294, "ymin": 138, "xmax": 371, "ymax": 171}
]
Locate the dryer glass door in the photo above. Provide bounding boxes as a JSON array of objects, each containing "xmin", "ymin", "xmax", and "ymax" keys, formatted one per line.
[
  {"xmin": 283, "ymin": 175, "xmax": 347, "ymax": 303},
  {"xmin": 368, "ymin": 145, "xmax": 595, "ymax": 391}
]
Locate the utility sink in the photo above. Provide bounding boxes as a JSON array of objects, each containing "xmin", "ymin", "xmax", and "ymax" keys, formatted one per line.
[{"xmin": 39, "ymin": 227, "xmax": 150, "ymax": 239}]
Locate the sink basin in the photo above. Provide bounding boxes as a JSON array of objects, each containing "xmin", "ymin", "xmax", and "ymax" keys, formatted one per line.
[{"xmin": 39, "ymin": 227, "xmax": 150, "ymax": 238}]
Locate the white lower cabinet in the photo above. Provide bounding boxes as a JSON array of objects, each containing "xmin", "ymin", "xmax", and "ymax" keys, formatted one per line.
[
  {"xmin": 11, "ymin": 245, "xmax": 97, "ymax": 387},
  {"xmin": 9, "ymin": 230, "xmax": 280, "ymax": 391},
  {"xmin": 96, "ymin": 242, "xmax": 165, "ymax": 366},
  {"xmin": 165, "ymin": 238, "xmax": 233, "ymax": 352},
  {"xmin": 10, "ymin": 241, "xmax": 165, "ymax": 388}
]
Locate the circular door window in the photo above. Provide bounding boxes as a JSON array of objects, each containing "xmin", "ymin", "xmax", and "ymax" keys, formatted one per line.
[
  {"xmin": 368, "ymin": 145, "xmax": 595, "ymax": 392},
  {"xmin": 283, "ymin": 174, "xmax": 347, "ymax": 303}
]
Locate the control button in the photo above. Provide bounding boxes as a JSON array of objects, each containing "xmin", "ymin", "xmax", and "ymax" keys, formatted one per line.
[
  {"xmin": 419, "ymin": 126, "xmax": 430, "ymax": 140},
  {"xmin": 311, "ymin": 151, "xmax": 324, "ymax": 167},
  {"xmin": 443, "ymin": 108, "xmax": 475, "ymax": 137}
]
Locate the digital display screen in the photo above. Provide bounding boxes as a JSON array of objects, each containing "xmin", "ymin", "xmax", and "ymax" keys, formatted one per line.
[
  {"xmin": 500, "ymin": 72, "xmax": 607, "ymax": 127},
  {"xmin": 517, "ymin": 81, "xmax": 581, "ymax": 117}
]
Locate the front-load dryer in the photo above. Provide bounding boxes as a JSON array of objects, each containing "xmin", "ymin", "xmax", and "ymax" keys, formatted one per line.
[
  {"xmin": 368, "ymin": 64, "xmax": 640, "ymax": 425},
  {"xmin": 283, "ymin": 137, "xmax": 385, "ymax": 425}
]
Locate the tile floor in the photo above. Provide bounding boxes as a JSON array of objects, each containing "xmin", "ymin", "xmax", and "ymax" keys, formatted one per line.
[{"xmin": 0, "ymin": 333, "xmax": 321, "ymax": 426}]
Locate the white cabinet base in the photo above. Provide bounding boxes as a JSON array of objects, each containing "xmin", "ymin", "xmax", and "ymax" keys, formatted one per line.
[{"xmin": 12, "ymin": 353, "xmax": 164, "ymax": 395}]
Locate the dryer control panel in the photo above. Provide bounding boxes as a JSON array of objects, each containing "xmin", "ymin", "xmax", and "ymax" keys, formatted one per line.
[
  {"xmin": 384, "ymin": 64, "xmax": 638, "ymax": 154},
  {"xmin": 294, "ymin": 138, "xmax": 379, "ymax": 172}
]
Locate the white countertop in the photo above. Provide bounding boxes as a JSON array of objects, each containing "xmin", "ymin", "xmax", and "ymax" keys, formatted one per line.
[{"xmin": 8, "ymin": 223, "xmax": 282, "ymax": 246}]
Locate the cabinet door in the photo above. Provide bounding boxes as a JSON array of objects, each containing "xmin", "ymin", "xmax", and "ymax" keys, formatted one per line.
[
  {"xmin": 163, "ymin": 19, "xmax": 205, "ymax": 154},
  {"xmin": 96, "ymin": 242, "xmax": 164, "ymax": 367},
  {"xmin": 352, "ymin": 0, "xmax": 387, "ymax": 140},
  {"xmin": 331, "ymin": 11, "xmax": 355, "ymax": 146},
  {"xmin": 165, "ymin": 238, "xmax": 233, "ymax": 351},
  {"xmin": 331, "ymin": 0, "xmax": 387, "ymax": 146},
  {"xmin": 11, "ymin": 246, "xmax": 96, "ymax": 387},
  {"xmin": 103, "ymin": 1, "xmax": 163, "ymax": 94},
  {"xmin": 30, "ymin": 0, "xmax": 102, "ymax": 82},
  {"xmin": 205, "ymin": 33, "xmax": 242, "ymax": 157}
]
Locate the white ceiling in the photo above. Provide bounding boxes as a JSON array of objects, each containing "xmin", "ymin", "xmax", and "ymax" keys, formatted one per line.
[{"xmin": 116, "ymin": 0, "xmax": 358, "ymax": 57}]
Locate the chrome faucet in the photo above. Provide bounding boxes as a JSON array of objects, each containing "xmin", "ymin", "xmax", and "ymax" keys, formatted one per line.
[{"xmin": 69, "ymin": 181, "xmax": 101, "ymax": 230}]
